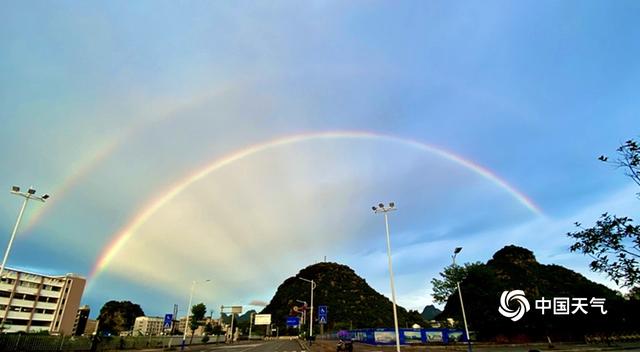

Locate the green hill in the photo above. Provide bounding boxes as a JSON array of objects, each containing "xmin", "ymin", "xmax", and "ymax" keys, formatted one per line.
[
  {"xmin": 420, "ymin": 305, "xmax": 442, "ymax": 321},
  {"xmin": 261, "ymin": 262, "xmax": 425, "ymax": 331},
  {"xmin": 440, "ymin": 245, "xmax": 640, "ymax": 341}
]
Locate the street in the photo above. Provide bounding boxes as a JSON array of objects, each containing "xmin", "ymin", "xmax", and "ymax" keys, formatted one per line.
[{"xmin": 185, "ymin": 340, "xmax": 307, "ymax": 352}]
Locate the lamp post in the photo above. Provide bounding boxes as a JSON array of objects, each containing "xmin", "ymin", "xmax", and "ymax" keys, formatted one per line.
[
  {"xmin": 298, "ymin": 277, "xmax": 315, "ymax": 340},
  {"xmin": 182, "ymin": 279, "xmax": 211, "ymax": 351},
  {"xmin": 372, "ymin": 202, "xmax": 400, "ymax": 352},
  {"xmin": 1, "ymin": 186, "xmax": 49, "ymax": 279},
  {"xmin": 248, "ymin": 312, "xmax": 255, "ymax": 340},
  {"xmin": 452, "ymin": 247, "xmax": 472, "ymax": 352}
]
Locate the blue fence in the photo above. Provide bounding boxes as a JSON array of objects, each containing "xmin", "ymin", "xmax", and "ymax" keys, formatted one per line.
[{"xmin": 340, "ymin": 328, "xmax": 467, "ymax": 345}]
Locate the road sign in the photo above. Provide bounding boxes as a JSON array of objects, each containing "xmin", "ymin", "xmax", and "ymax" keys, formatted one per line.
[
  {"xmin": 254, "ymin": 314, "xmax": 271, "ymax": 325},
  {"xmin": 286, "ymin": 316, "xmax": 300, "ymax": 327},
  {"xmin": 163, "ymin": 314, "xmax": 173, "ymax": 329},
  {"xmin": 318, "ymin": 305, "xmax": 328, "ymax": 324}
]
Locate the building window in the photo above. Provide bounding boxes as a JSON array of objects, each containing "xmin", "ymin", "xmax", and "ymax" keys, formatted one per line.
[
  {"xmin": 30, "ymin": 320, "xmax": 51, "ymax": 327},
  {"xmin": 0, "ymin": 290, "xmax": 11, "ymax": 298}
]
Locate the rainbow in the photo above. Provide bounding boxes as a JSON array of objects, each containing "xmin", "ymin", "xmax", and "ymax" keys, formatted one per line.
[
  {"xmin": 88, "ymin": 130, "xmax": 543, "ymax": 286},
  {"xmin": 21, "ymin": 83, "xmax": 243, "ymax": 234}
]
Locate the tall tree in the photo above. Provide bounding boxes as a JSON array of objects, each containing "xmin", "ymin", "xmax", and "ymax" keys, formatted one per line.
[
  {"xmin": 97, "ymin": 300, "xmax": 144, "ymax": 335},
  {"xmin": 568, "ymin": 139, "xmax": 640, "ymax": 287},
  {"xmin": 430, "ymin": 262, "xmax": 482, "ymax": 304},
  {"xmin": 189, "ymin": 303, "xmax": 207, "ymax": 343}
]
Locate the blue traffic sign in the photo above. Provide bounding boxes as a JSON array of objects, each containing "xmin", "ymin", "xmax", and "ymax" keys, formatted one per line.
[
  {"xmin": 163, "ymin": 314, "xmax": 173, "ymax": 329},
  {"xmin": 318, "ymin": 305, "xmax": 328, "ymax": 324},
  {"xmin": 286, "ymin": 316, "xmax": 300, "ymax": 327}
]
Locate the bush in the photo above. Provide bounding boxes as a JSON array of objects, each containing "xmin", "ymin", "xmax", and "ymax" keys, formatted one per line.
[{"xmin": 201, "ymin": 335, "xmax": 210, "ymax": 343}]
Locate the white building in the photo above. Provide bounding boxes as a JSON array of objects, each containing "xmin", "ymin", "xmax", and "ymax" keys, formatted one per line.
[
  {"xmin": 0, "ymin": 268, "xmax": 86, "ymax": 335},
  {"xmin": 133, "ymin": 316, "xmax": 164, "ymax": 336}
]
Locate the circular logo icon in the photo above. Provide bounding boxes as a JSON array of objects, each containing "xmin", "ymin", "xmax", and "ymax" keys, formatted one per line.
[{"xmin": 498, "ymin": 290, "xmax": 530, "ymax": 322}]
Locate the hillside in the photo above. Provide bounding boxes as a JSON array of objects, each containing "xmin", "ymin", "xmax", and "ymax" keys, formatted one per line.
[
  {"xmin": 421, "ymin": 305, "xmax": 442, "ymax": 321},
  {"xmin": 261, "ymin": 262, "xmax": 425, "ymax": 331},
  {"xmin": 441, "ymin": 245, "xmax": 640, "ymax": 341}
]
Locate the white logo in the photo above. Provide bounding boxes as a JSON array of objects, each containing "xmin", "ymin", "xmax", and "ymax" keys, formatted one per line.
[{"xmin": 498, "ymin": 290, "xmax": 530, "ymax": 322}]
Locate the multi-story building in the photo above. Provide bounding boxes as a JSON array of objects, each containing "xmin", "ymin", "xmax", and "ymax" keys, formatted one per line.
[
  {"xmin": 83, "ymin": 318, "xmax": 98, "ymax": 336},
  {"xmin": 176, "ymin": 316, "xmax": 220, "ymax": 336},
  {"xmin": 0, "ymin": 268, "xmax": 86, "ymax": 335},
  {"xmin": 72, "ymin": 305, "xmax": 90, "ymax": 336},
  {"xmin": 133, "ymin": 316, "xmax": 164, "ymax": 336}
]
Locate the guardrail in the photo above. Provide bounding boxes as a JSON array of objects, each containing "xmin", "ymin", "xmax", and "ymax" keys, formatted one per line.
[{"xmin": 0, "ymin": 334, "xmax": 221, "ymax": 351}]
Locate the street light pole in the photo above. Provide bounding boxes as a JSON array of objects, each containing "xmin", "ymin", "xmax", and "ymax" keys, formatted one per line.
[
  {"xmin": 182, "ymin": 279, "xmax": 210, "ymax": 351},
  {"xmin": 372, "ymin": 202, "xmax": 400, "ymax": 352},
  {"xmin": 1, "ymin": 186, "xmax": 49, "ymax": 279},
  {"xmin": 453, "ymin": 247, "xmax": 472, "ymax": 352},
  {"xmin": 298, "ymin": 277, "xmax": 316, "ymax": 339},
  {"xmin": 248, "ymin": 312, "xmax": 255, "ymax": 340}
]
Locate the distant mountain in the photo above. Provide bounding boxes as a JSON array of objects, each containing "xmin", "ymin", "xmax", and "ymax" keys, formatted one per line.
[
  {"xmin": 261, "ymin": 262, "xmax": 425, "ymax": 330},
  {"xmin": 220, "ymin": 309, "xmax": 256, "ymax": 323},
  {"xmin": 420, "ymin": 305, "xmax": 441, "ymax": 320},
  {"xmin": 441, "ymin": 245, "xmax": 640, "ymax": 341}
]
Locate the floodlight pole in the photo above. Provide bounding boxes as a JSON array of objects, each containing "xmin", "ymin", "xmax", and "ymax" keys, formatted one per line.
[
  {"xmin": 1, "ymin": 186, "xmax": 48, "ymax": 280},
  {"xmin": 373, "ymin": 203, "xmax": 400, "ymax": 352},
  {"xmin": 453, "ymin": 248, "xmax": 472, "ymax": 352},
  {"xmin": 182, "ymin": 279, "xmax": 210, "ymax": 351}
]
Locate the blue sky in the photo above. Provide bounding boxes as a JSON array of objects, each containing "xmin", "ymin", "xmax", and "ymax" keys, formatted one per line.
[{"xmin": 1, "ymin": 1, "xmax": 639, "ymax": 319}]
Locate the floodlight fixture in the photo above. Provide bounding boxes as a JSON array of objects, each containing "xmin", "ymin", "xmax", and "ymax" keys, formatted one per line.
[
  {"xmin": 454, "ymin": 247, "xmax": 462, "ymax": 254},
  {"xmin": 2, "ymin": 184, "xmax": 49, "ymax": 291},
  {"xmin": 372, "ymin": 206, "xmax": 377, "ymax": 211},
  {"xmin": 389, "ymin": 202, "xmax": 395, "ymax": 208},
  {"xmin": 42, "ymin": 194, "xmax": 50, "ymax": 200},
  {"xmin": 378, "ymin": 203, "xmax": 384, "ymax": 208}
]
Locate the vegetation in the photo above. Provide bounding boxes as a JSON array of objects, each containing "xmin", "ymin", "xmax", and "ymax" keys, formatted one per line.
[
  {"xmin": 97, "ymin": 300, "xmax": 144, "ymax": 335},
  {"xmin": 430, "ymin": 261, "xmax": 483, "ymax": 304},
  {"xmin": 261, "ymin": 262, "xmax": 426, "ymax": 332},
  {"xmin": 189, "ymin": 303, "xmax": 207, "ymax": 343},
  {"xmin": 420, "ymin": 305, "xmax": 442, "ymax": 321},
  {"xmin": 438, "ymin": 245, "xmax": 640, "ymax": 341},
  {"xmin": 568, "ymin": 138, "xmax": 640, "ymax": 288}
]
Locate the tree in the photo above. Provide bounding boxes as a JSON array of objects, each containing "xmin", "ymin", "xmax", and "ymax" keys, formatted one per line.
[
  {"xmin": 97, "ymin": 301, "xmax": 144, "ymax": 335},
  {"xmin": 204, "ymin": 322, "xmax": 214, "ymax": 335},
  {"xmin": 189, "ymin": 303, "xmax": 207, "ymax": 343},
  {"xmin": 212, "ymin": 324, "xmax": 223, "ymax": 343},
  {"xmin": 568, "ymin": 139, "xmax": 640, "ymax": 287},
  {"xmin": 430, "ymin": 262, "xmax": 482, "ymax": 304}
]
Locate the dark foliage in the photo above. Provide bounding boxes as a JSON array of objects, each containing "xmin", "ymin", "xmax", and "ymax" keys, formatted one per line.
[
  {"xmin": 97, "ymin": 300, "xmax": 144, "ymax": 335},
  {"xmin": 439, "ymin": 245, "xmax": 639, "ymax": 342},
  {"xmin": 261, "ymin": 262, "xmax": 426, "ymax": 332},
  {"xmin": 569, "ymin": 139, "xmax": 640, "ymax": 287}
]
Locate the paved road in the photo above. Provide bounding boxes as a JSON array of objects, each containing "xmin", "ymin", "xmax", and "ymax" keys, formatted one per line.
[{"xmin": 188, "ymin": 340, "xmax": 307, "ymax": 352}]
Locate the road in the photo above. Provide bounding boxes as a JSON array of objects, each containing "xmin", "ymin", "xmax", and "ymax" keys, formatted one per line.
[{"xmin": 186, "ymin": 340, "xmax": 307, "ymax": 352}]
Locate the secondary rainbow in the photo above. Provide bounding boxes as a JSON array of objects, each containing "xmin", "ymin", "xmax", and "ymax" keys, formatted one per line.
[{"xmin": 88, "ymin": 130, "xmax": 543, "ymax": 285}]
